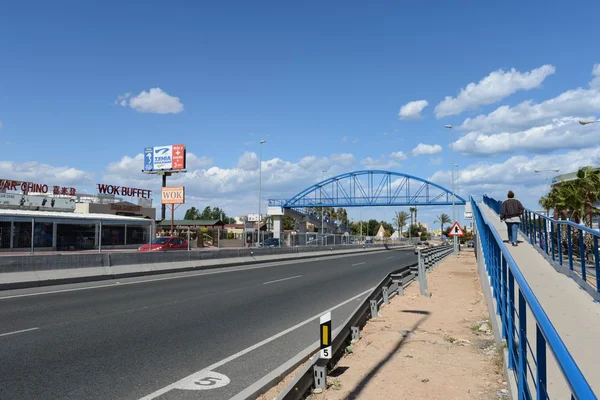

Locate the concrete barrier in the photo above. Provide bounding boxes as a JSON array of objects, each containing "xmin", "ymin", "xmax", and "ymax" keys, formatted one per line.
[{"xmin": 0, "ymin": 243, "xmax": 413, "ymax": 290}]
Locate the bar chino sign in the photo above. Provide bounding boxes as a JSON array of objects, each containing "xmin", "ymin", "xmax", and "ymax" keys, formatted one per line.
[{"xmin": 0, "ymin": 179, "xmax": 77, "ymax": 196}]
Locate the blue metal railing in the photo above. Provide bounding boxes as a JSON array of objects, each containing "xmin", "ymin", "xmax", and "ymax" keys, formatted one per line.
[
  {"xmin": 473, "ymin": 197, "xmax": 595, "ymax": 399},
  {"xmin": 483, "ymin": 195, "xmax": 600, "ymax": 298}
]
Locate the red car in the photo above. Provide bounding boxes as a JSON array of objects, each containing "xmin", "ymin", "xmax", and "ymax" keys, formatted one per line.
[{"xmin": 138, "ymin": 237, "xmax": 188, "ymax": 252}]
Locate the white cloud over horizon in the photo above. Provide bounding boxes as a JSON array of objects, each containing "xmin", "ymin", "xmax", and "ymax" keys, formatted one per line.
[
  {"xmin": 398, "ymin": 100, "xmax": 429, "ymax": 119},
  {"xmin": 434, "ymin": 64, "xmax": 556, "ymax": 118},
  {"xmin": 389, "ymin": 151, "xmax": 408, "ymax": 160},
  {"xmin": 412, "ymin": 143, "xmax": 443, "ymax": 156},
  {"xmin": 115, "ymin": 88, "xmax": 184, "ymax": 114}
]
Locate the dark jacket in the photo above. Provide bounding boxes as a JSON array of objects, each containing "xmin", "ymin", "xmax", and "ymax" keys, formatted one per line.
[{"xmin": 500, "ymin": 198, "xmax": 524, "ymax": 221}]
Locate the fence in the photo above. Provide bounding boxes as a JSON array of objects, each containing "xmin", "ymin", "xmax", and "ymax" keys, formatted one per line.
[
  {"xmin": 474, "ymin": 196, "xmax": 595, "ymax": 399},
  {"xmin": 483, "ymin": 195, "xmax": 600, "ymax": 300}
]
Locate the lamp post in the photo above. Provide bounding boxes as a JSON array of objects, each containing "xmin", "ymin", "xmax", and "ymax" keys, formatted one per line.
[
  {"xmin": 534, "ymin": 168, "xmax": 560, "ymax": 192},
  {"xmin": 258, "ymin": 140, "xmax": 266, "ymax": 245},
  {"xmin": 445, "ymin": 124, "xmax": 458, "ymax": 255},
  {"xmin": 579, "ymin": 119, "xmax": 600, "ymax": 125},
  {"xmin": 321, "ymin": 170, "xmax": 326, "ymax": 240}
]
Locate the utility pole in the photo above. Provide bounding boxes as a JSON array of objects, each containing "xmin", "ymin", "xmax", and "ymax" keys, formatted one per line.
[{"xmin": 445, "ymin": 125, "xmax": 458, "ymax": 255}]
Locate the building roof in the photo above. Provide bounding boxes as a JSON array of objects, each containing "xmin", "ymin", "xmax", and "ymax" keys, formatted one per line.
[
  {"xmin": 0, "ymin": 208, "xmax": 153, "ymax": 224},
  {"xmin": 552, "ymin": 165, "xmax": 600, "ymax": 185},
  {"xmin": 158, "ymin": 219, "xmax": 223, "ymax": 226}
]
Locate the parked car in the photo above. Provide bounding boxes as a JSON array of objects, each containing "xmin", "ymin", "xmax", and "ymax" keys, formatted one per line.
[
  {"xmin": 466, "ymin": 240, "xmax": 474, "ymax": 248},
  {"xmin": 414, "ymin": 241, "xmax": 430, "ymax": 254},
  {"xmin": 258, "ymin": 238, "xmax": 281, "ymax": 247},
  {"xmin": 138, "ymin": 237, "xmax": 188, "ymax": 252}
]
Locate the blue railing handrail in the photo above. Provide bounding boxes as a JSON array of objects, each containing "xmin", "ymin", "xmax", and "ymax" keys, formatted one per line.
[
  {"xmin": 474, "ymin": 197, "xmax": 596, "ymax": 398},
  {"xmin": 484, "ymin": 195, "xmax": 600, "ymax": 237}
]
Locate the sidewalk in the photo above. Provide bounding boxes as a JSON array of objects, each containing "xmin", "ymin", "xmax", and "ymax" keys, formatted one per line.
[
  {"xmin": 480, "ymin": 203, "xmax": 600, "ymax": 396},
  {"xmin": 303, "ymin": 250, "xmax": 507, "ymax": 400}
]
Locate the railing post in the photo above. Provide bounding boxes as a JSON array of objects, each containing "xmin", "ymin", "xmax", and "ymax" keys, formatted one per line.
[
  {"xmin": 382, "ymin": 286, "xmax": 389, "ymax": 305},
  {"xmin": 594, "ymin": 236, "xmax": 599, "ymax": 295},
  {"xmin": 551, "ymin": 221, "xmax": 556, "ymax": 262},
  {"xmin": 580, "ymin": 229, "xmax": 586, "ymax": 282},
  {"xmin": 507, "ymin": 269, "xmax": 515, "ymax": 370},
  {"xmin": 536, "ymin": 325, "xmax": 547, "ymax": 400},
  {"xmin": 567, "ymin": 225, "xmax": 573, "ymax": 271},
  {"xmin": 557, "ymin": 223, "xmax": 563, "ymax": 266},
  {"xmin": 501, "ymin": 255, "xmax": 508, "ymax": 339},
  {"xmin": 544, "ymin": 218, "xmax": 549, "ymax": 255},
  {"xmin": 518, "ymin": 289, "xmax": 527, "ymax": 400},
  {"xmin": 417, "ymin": 251, "xmax": 430, "ymax": 297}
]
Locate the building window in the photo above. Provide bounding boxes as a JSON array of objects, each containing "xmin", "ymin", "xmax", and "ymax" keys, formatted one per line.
[
  {"xmin": 34, "ymin": 222, "xmax": 53, "ymax": 248},
  {"xmin": 101, "ymin": 225, "xmax": 125, "ymax": 246},
  {"xmin": 12, "ymin": 222, "xmax": 32, "ymax": 248},
  {"xmin": 57, "ymin": 224, "xmax": 96, "ymax": 251},
  {"xmin": 127, "ymin": 225, "xmax": 149, "ymax": 245}
]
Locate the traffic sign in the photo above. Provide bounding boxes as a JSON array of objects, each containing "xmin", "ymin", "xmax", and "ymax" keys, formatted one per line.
[
  {"xmin": 320, "ymin": 312, "xmax": 332, "ymax": 359},
  {"xmin": 448, "ymin": 222, "xmax": 465, "ymax": 237}
]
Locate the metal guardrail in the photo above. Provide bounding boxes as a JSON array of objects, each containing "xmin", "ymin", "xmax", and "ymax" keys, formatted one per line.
[
  {"xmin": 483, "ymin": 195, "xmax": 600, "ymax": 300},
  {"xmin": 257, "ymin": 245, "xmax": 454, "ymax": 400},
  {"xmin": 475, "ymin": 196, "xmax": 596, "ymax": 399}
]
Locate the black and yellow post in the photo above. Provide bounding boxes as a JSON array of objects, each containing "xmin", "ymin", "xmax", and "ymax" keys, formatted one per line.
[{"xmin": 319, "ymin": 312, "xmax": 332, "ymax": 359}]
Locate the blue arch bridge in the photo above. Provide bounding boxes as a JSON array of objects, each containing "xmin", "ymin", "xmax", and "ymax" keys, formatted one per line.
[{"xmin": 267, "ymin": 170, "xmax": 466, "ymax": 240}]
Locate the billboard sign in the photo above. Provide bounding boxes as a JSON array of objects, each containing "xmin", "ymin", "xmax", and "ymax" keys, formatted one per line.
[
  {"xmin": 247, "ymin": 213, "xmax": 260, "ymax": 222},
  {"xmin": 0, "ymin": 193, "xmax": 76, "ymax": 212},
  {"xmin": 161, "ymin": 186, "xmax": 185, "ymax": 204},
  {"xmin": 144, "ymin": 144, "xmax": 186, "ymax": 172}
]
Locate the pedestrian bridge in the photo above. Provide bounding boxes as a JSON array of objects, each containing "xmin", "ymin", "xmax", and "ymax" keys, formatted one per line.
[{"xmin": 473, "ymin": 196, "xmax": 599, "ymax": 399}]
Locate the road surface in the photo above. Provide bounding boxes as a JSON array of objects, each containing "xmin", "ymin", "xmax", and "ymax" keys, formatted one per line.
[{"xmin": 0, "ymin": 248, "xmax": 416, "ymax": 400}]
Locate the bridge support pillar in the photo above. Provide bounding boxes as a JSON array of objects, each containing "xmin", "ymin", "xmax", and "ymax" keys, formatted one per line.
[
  {"xmin": 298, "ymin": 221, "xmax": 307, "ymax": 245},
  {"xmin": 272, "ymin": 215, "xmax": 282, "ymax": 240}
]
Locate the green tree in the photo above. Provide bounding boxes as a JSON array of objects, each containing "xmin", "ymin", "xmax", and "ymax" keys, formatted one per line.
[
  {"xmin": 393, "ymin": 211, "xmax": 410, "ymax": 237},
  {"xmin": 184, "ymin": 207, "xmax": 200, "ymax": 220},
  {"xmin": 282, "ymin": 216, "xmax": 296, "ymax": 230},
  {"xmin": 575, "ymin": 167, "xmax": 600, "ymax": 227},
  {"xmin": 434, "ymin": 213, "xmax": 452, "ymax": 234},
  {"xmin": 405, "ymin": 223, "xmax": 428, "ymax": 238}
]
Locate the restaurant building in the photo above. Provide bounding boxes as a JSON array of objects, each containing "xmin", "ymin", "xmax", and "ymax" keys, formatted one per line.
[{"xmin": 0, "ymin": 179, "xmax": 155, "ymax": 252}]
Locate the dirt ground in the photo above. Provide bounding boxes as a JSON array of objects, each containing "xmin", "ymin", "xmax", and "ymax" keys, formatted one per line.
[{"xmin": 258, "ymin": 249, "xmax": 508, "ymax": 400}]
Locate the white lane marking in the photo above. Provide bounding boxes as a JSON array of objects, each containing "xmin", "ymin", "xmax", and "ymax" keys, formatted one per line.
[
  {"xmin": 0, "ymin": 327, "xmax": 39, "ymax": 338},
  {"xmin": 262, "ymin": 275, "xmax": 302, "ymax": 285},
  {"xmin": 173, "ymin": 371, "xmax": 230, "ymax": 391},
  {"xmin": 387, "ymin": 256, "xmax": 395, "ymax": 259},
  {"xmin": 352, "ymin": 262, "xmax": 366, "ymax": 266},
  {"xmin": 0, "ymin": 251, "xmax": 384, "ymax": 300},
  {"xmin": 138, "ymin": 286, "xmax": 376, "ymax": 400}
]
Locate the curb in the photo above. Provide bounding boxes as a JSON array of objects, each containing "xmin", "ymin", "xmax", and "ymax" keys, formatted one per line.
[{"xmin": 0, "ymin": 245, "xmax": 413, "ymax": 291}]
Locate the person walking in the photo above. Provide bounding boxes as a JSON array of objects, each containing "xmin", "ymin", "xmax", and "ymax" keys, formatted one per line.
[{"xmin": 500, "ymin": 190, "xmax": 524, "ymax": 246}]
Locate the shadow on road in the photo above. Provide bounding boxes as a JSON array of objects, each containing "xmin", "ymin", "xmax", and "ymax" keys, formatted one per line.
[{"xmin": 344, "ymin": 310, "xmax": 431, "ymax": 399}]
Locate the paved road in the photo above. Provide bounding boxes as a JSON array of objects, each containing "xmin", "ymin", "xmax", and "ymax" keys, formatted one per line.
[{"xmin": 0, "ymin": 248, "xmax": 416, "ymax": 400}]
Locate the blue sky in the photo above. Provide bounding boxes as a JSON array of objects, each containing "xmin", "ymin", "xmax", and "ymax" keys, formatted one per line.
[{"xmin": 1, "ymin": 1, "xmax": 600, "ymax": 227}]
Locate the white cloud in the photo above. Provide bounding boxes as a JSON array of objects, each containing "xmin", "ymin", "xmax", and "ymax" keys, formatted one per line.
[
  {"xmin": 237, "ymin": 152, "xmax": 259, "ymax": 170},
  {"xmin": 434, "ymin": 65, "xmax": 556, "ymax": 118},
  {"xmin": 428, "ymin": 147, "xmax": 600, "ymax": 208},
  {"xmin": 0, "ymin": 161, "xmax": 93, "ymax": 186},
  {"xmin": 590, "ymin": 64, "xmax": 600, "ymax": 89},
  {"xmin": 412, "ymin": 143, "xmax": 443, "ymax": 156},
  {"xmin": 453, "ymin": 117, "xmax": 600, "ymax": 156},
  {"xmin": 330, "ymin": 153, "xmax": 355, "ymax": 167},
  {"xmin": 389, "ymin": 151, "xmax": 408, "ymax": 160},
  {"xmin": 360, "ymin": 156, "xmax": 400, "ymax": 170},
  {"xmin": 398, "ymin": 100, "xmax": 429, "ymax": 120},
  {"xmin": 429, "ymin": 157, "xmax": 443, "ymax": 166},
  {"xmin": 116, "ymin": 88, "xmax": 184, "ymax": 114},
  {"xmin": 460, "ymin": 65, "xmax": 600, "ymax": 133}
]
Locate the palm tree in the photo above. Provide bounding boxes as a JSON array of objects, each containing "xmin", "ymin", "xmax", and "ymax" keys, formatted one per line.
[
  {"xmin": 434, "ymin": 213, "xmax": 451, "ymax": 235},
  {"xmin": 575, "ymin": 167, "xmax": 600, "ymax": 227},
  {"xmin": 409, "ymin": 207, "xmax": 417, "ymax": 229},
  {"xmin": 393, "ymin": 211, "xmax": 410, "ymax": 237}
]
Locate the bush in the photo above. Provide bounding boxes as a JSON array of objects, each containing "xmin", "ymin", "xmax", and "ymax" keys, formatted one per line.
[{"xmin": 227, "ymin": 231, "xmax": 234, "ymax": 239}]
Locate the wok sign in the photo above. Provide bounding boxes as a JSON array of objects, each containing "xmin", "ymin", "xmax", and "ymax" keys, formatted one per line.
[{"xmin": 161, "ymin": 186, "xmax": 185, "ymax": 204}]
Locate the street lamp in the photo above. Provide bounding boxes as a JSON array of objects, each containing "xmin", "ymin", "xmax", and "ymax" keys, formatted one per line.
[
  {"xmin": 445, "ymin": 124, "xmax": 458, "ymax": 255},
  {"xmin": 579, "ymin": 119, "xmax": 600, "ymax": 125},
  {"xmin": 454, "ymin": 164, "xmax": 459, "ymax": 197},
  {"xmin": 534, "ymin": 168, "xmax": 560, "ymax": 193},
  {"xmin": 321, "ymin": 170, "xmax": 326, "ymax": 239},
  {"xmin": 258, "ymin": 140, "xmax": 266, "ymax": 245}
]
